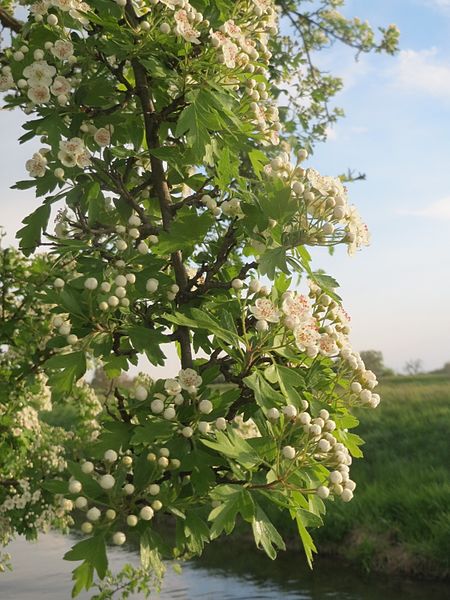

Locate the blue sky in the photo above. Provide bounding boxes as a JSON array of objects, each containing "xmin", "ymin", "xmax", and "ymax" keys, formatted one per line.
[{"xmin": 1, "ymin": 0, "xmax": 449, "ymax": 373}]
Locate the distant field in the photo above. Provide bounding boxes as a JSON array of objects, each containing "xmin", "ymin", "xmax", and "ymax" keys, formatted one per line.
[{"xmin": 310, "ymin": 374, "xmax": 450, "ymax": 578}]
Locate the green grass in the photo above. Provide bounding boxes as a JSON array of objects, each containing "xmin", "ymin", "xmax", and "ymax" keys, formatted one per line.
[{"xmin": 310, "ymin": 374, "xmax": 450, "ymax": 577}]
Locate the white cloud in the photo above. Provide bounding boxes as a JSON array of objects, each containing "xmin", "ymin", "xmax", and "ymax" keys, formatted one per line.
[
  {"xmin": 398, "ymin": 197, "xmax": 450, "ymax": 219},
  {"xmin": 390, "ymin": 48, "xmax": 450, "ymax": 100},
  {"xmin": 424, "ymin": 0, "xmax": 450, "ymax": 10}
]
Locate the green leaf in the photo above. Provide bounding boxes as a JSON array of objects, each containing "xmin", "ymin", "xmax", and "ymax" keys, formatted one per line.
[
  {"xmin": 175, "ymin": 91, "xmax": 212, "ymax": 161},
  {"xmin": 11, "ymin": 179, "xmax": 36, "ymax": 190},
  {"xmin": 155, "ymin": 208, "xmax": 213, "ymax": 257},
  {"xmin": 16, "ymin": 204, "xmax": 51, "ymax": 256},
  {"xmin": 252, "ymin": 504, "xmax": 286, "ymax": 559},
  {"xmin": 258, "ymin": 247, "xmax": 290, "ymax": 279},
  {"xmin": 93, "ymin": 421, "xmax": 133, "ymax": 454},
  {"xmin": 71, "ymin": 561, "xmax": 94, "ymax": 598},
  {"xmin": 243, "ymin": 371, "xmax": 284, "ymax": 410},
  {"xmin": 128, "ymin": 326, "xmax": 166, "ymax": 366},
  {"xmin": 208, "ymin": 488, "xmax": 254, "ymax": 538},
  {"xmin": 131, "ymin": 420, "xmax": 176, "ymax": 444},
  {"xmin": 215, "ymin": 146, "xmax": 239, "ymax": 188},
  {"xmin": 45, "ymin": 351, "xmax": 86, "ymax": 394},
  {"xmin": 140, "ymin": 530, "xmax": 165, "ymax": 578},
  {"xmin": 64, "ymin": 534, "xmax": 108, "ymax": 579},
  {"xmin": 248, "ymin": 149, "xmax": 268, "ymax": 179},
  {"xmin": 164, "ymin": 308, "xmax": 241, "ymax": 347},
  {"xmin": 335, "ymin": 430, "xmax": 364, "ymax": 458},
  {"xmin": 57, "ymin": 288, "xmax": 85, "ymax": 317},
  {"xmin": 184, "ymin": 513, "xmax": 211, "ymax": 554},
  {"xmin": 290, "ymin": 492, "xmax": 317, "ymax": 568},
  {"xmin": 200, "ymin": 429, "xmax": 260, "ymax": 468}
]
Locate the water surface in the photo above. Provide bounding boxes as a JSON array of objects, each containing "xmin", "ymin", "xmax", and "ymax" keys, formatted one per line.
[{"xmin": 1, "ymin": 534, "xmax": 448, "ymax": 599}]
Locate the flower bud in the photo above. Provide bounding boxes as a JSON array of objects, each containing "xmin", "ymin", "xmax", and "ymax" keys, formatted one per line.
[
  {"xmin": 104, "ymin": 449, "xmax": 118, "ymax": 463},
  {"xmin": 215, "ymin": 417, "xmax": 227, "ymax": 430},
  {"xmin": 282, "ymin": 445, "xmax": 296, "ymax": 459},
  {"xmin": 81, "ymin": 461, "xmax": 94, "ymax": 474},
  {"xmin": 112, "ymin": 532, "xmax": 126, "ymax": 545},
  {"xmin": 140, "ymin": 506, "xmax": 154, "ymax": 521}
]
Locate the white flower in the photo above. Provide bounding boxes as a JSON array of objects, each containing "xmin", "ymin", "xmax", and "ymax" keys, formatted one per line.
[
  {"xmin": 282, "ymin": 293, "xmax": 311, "ymax": 321},
  {"xmin": 76, "ymin": 148, "xmax": 91, "ymax": 167},
  {"xmin": 50, "ymin": 76, "xmax": 71, "ymax": 96},
  {"xmin": 94, "ymin": 127, "xmax": 111, "ymax": 146},
  {"xmin": 210, "ymin": 30, "xmax": 228, "ymax": 48},
  {"xmin": 318, "ymin": 334, "xmax": 339, "ymax": 357},
  {"xmin": 222, "ymin": 198, "xmax": 242, "ymax": 217},
  {"xmin": 25, "ymin": 152, "xmax": 47, "ymax": 177},
  {"xmin": 307, "ymin": 168, "xmax": 346, "ymax": 199},
  {"xmin": 60, "ymin": 137, "xmax": 84, "ymax": 154},
  {"xmin": 293, "ymin": 318, "xmax": 319, "ymax": 352},
  {"xmin": 27, "ymin": 85, "xmax": 50, "ymax": 104},
  {"xmin": 57, "ymin": 138, "xmax": 91, "ymax": 169},
  {"xmin": 178, "ymin": 368, "xmax": 202, "ymax": 390},
  {"xmin": 221, "ymin": 19, "xmax": 242, "ymax": 40},
  {"xmin": 57, "ymin": 150, "xmax": 77, "ymax": 168},
  {"xmin": 31, "ymin": 1, "xmax": 50, "ymax": 16},
  {"xmin": 51, "ymin": 40, "xmax": 74, "ymax": 61},
  {"xmin": 0, "ymin": 72, "xmax": 14, "ymax": 92},
  {"xmin": 164, "ymin": 379, "xmax": 182, "ymax": 395},
  {"xmin": 250, "ymin": 298, "xmax": 281, "ymax": 323},
  {"xmin": 346, "ymin": 205, "xmax": 370, "ymax": 255},
  {"xmin": 23, "ymin": 61, "xmax": 56, "ymax": 87},
  {"xmin": 174, "ymin": 10, "xmax": 201, "ymax": 44},
  {"xmin": 52, "ymin": 0, "xmax": 75, "ymax": 11},
  {"xmin": 221, "ymin": 41, "xmax": 239, "ymax": 68}
]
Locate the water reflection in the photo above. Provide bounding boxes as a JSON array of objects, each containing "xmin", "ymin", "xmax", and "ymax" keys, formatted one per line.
[{"xmin": 1, "ymin": 534, "xmax": 448, "ymax": 599}]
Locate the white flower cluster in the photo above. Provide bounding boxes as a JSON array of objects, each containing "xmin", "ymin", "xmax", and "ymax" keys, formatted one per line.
[
  {"xmin": 25, "ymin": 151, "xmax": 48, "ymax": 178},
  {"xmin": 40, "ymin": 443, "xmax": 67, "ymax": 472},
  {"xmin": 146, "ymin": 368, "xmax": 203, "ymax": 420},
  {"xmin": 246, "ymin": 283, "xmax": 339, "ymax": 359},
  {"xmin": 25, "ymin": 136, "xmax": 91, "ymax": 178},
  {"xmin": 30, "ymin": 0, "xmax": 90, "ymax": 25},
  {"xmin": 264, "ymin": 149, "xmax": 371, "ymax": 255},
  {"xmin": 0, "ymin": 66, "xmax": 14, "ymax": 92},
  {"xmin": 0, "ymin": 479, "xmax": 72, "ymax": 536},
  {"xmin": 0, "ymin": 479, "xmax": 41, "ymax": 514},
  {"xmin": 14, "ymin": 406, "xmax": 41, "ymax": 435},
  {"xmin": 57, "ymin": 137, "xmax": 91, "ymax": 168}
]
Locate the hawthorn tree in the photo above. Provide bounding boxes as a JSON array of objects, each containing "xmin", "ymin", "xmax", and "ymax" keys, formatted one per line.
[{"xmin": 0, "ymin": 0, "xmax": 398, "ymax": 597}]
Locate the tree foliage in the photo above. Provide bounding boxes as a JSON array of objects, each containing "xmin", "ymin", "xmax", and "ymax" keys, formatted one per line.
[{"xmin": 0, "ymin": 0, "xmax": 398, "ymax": 596}]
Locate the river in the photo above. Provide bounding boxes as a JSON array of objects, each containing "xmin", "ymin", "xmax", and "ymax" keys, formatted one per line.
[{"xmin": 0, "ymin": 533, "xmax": 448, "ymax": 599}]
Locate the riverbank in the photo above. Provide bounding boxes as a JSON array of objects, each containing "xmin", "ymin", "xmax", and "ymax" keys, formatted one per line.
[{"xmin": 269, "ymin": 374, "xmax": 450, "ymax": 579}]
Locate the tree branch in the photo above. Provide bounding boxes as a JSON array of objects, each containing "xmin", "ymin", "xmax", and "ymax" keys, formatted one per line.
[
  {"xmin": 128, "ymin": 7, "xmax": 192, "ymax": 369},
  {"xmin": 0, "ymin": 7, "xmax": 22, "ymax": 33}
]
